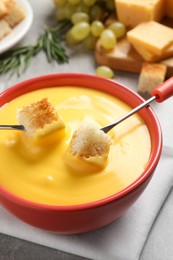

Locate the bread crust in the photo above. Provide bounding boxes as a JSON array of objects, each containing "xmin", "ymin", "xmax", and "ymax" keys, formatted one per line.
[
  {"xmin": 68, "ymin": 122, "xmax": 112, "ymax": 158},
  {"xmin": 0, "ymin": 19, "xmax": 11, "ymax": 40},
  {"xmin": 64, "ymin": 122, "xmax": 112, "ymax": 172},
  {"xmin": 138, "ymin": 62, "xmax": 167, "ymax": 94},
  {"xmin": 17, "ymin": 98, "xmax": 61, "ymax": 136},
  {"xmin": 0, "ymin": 0, "xmax": 25, "ymax": 40}
]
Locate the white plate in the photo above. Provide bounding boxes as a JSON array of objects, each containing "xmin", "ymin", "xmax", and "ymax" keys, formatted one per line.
[{"xmin": 0, "ymin": 0, "xmax": 33, "ymax": 54}]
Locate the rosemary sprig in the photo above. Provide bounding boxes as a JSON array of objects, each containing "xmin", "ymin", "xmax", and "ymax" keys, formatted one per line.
[{"xmin": 0, "ymin": 20, "xmax": 71, "ymax": 76}]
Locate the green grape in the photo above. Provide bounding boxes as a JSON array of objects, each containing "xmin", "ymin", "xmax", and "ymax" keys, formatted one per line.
[
  {"xmin": 91, "ymin": 20, "xmax": 104, "ymax": 37},
  {"xmin": 105, "ymin": 0, "xmax": 115, "ymax": 11},
  {"xmin": 100, "ymin": 29, "xmax": 116, "ymax": 50},
  {"xmin": 108, "ymin": 21, "xmax": 126, "ymax": 39},
  {"xmin": 70, "ymin": 22, "xmax": 90, "ymax": 41},
  {"xmin": 71, "ymin": 12, "xmax": 89, "ymax": 24},
  {"xmin": 90, "ymin": 5, "xmax": 104, "ymax": 21},
  {"xmin": 66, "ymin": 30, "xmax": 79, "ymax": 45},
  {"xmin": 68, "ymin": 0, "xmax": 81, "ymax": 5},
  {"xmin": 83, "ymin": 0, "xmax": 96, "ymax": 7},
  {"xmin": 55, "ymin": 7, "xmax": 67, "ymax": 21},
  {"xmin": 96, "ymin": 66, "xmax": 114, "ymax": 79},
  {"xmin": 75, "ymin": 2, "xmax": 90, "ymax": 13},
  {"xmin": 53, "ymin": 0, "xmax": 67, "ymax": 7},
  {"xmin": 55, "ymin": 3, "xmax": 76, "ymax": 20},
  {"xmin": 84, "ymin": 34, "xmax": 97, "ymax": 50},
  {"xmin": 65, "ymin": 3, "xmax": 76, "ymax": 19}
]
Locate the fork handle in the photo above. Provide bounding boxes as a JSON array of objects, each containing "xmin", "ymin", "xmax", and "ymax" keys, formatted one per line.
[{"xmin": 152, "ymin": 76, "xmax": 173, "ymax": 102}]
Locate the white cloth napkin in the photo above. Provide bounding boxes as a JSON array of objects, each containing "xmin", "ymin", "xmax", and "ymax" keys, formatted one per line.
[{"xmin": 0, "ymin": 147, "xmax": 173, "ymax": 260}]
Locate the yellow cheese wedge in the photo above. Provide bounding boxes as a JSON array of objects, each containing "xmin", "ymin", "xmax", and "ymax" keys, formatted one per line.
[
  {"xmin": 130, "ymin": 41, "xmax": 173, "ymax": 62},
  {"xmin": 127, "ymin": 21, "xmax": 173, "ymax": 56},
  {"xmin": 115, "ymin": 0, "xmax": 165, "ymax": 28}
]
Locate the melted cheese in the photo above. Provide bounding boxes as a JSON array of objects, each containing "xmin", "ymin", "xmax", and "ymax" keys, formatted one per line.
[{"xmin": 0, "ymin": 87, "xmax": 151, "ymax": 205}]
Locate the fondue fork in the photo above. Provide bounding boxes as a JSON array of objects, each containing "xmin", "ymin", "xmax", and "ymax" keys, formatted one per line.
[
  {"xmin": 0, "ymin": 125, "xmax": 25, "ymax": 131},
  {"xmin": 100, "ymin": 95, "xmax": 156, "ymax": 133},
  {"xmin": 101, "ymin": 76, "xmax": 173, "ymax": 133},
  {"xmin": 0, "ymin": 77, "xmax": 173, "ymax": 133}
]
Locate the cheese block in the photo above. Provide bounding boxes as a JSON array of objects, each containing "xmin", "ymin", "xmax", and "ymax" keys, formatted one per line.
[
  {"xmin": 115, "ymin": 0, "xmax": 165, "ymax": 28},
  {"xmin": 127, "ymin": 21, "xmax": 173, "ymax": 56},
  {"xmin": 95, "ymin": 38, "xmax": 173, "ymax": 78},
  {"xmin": 165, "ymin": 0, "xmax": 173, "ymax": 19},
  {"xmin": 138, "ymin": 63, "xmax": 167, "ymax": 94},
  {"xmin": 130, "ymin": 41, "xmax": 173, "ymax": 62}
]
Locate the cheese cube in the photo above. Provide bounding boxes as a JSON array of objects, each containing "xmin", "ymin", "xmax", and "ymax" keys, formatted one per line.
[
  {"xmin": 115, "ymin": 0, "xmax": 165, "ymax": 28},
  {"xmin": 138, "ymin": 63, "xmax": 167, "ymax": 94},
  {"xmin": 130, "ymin": 41, "xmax": 173, "ymax": 62},
  {"xmin": 165, "ymin": 0, "xmax": 173, "ymax": 18},
  {"xmin": 127, "ymin": 21, "xmax": 173, "ymax": 56}
]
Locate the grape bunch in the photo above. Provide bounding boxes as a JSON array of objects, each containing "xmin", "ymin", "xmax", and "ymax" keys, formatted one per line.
[{"xmin": 53, "ymin": 0, "xmax": 126, "ymax": 78}]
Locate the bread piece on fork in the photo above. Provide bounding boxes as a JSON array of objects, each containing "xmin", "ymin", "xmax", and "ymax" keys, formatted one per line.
[
  {"xmin": 65, "ymin": 121, "xmax": 112, "ymax": 172},
  {"xmin": 16, "ymin": 98, "xmax": 65, "ymax": 142}
]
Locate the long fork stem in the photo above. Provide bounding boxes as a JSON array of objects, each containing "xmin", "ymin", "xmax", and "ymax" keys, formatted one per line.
[
  {"xmin": 0, "ymin": 125, "xmax": 25, "ymax": 131},
  {"xmin": 100, "ymin": 96, "xmax": 156, "ymax": 133}
]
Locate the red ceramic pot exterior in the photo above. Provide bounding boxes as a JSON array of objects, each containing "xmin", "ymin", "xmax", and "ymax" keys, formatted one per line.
[
  {"xmin": 0, "ymin": 175, "xmax": 152, "ymax": 233},
  {"xmin": 0, "ymin": 73, "xmax": 162, "ymax": 234}
]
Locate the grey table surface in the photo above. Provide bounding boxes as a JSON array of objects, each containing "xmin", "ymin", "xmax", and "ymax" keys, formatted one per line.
[{"xmin": 0, "ymin": 0, "xmax": 173, "ymax": 259}]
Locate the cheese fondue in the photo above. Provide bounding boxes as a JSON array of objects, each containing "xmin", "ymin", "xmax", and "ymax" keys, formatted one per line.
[{"xmin": 0, "ymin": 86, "xmax": 151, "ymax": 205}]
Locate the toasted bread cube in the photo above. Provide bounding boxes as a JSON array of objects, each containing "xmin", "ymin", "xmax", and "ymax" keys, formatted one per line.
[
  {"xmin": 0, "ymin": 0, "xmax": 8, "ymax": 18},
  {"xmin": 3, "ymin": 0, "xmax": 15, "ymax": 9},
  {"xmin": 4, "ymin": 2, "xmax": 25, "ymax": 28},
  {"xmin": 138, "ymin": 63, "xmax": 167, "ymax": 94},
  {"xmin": 16, "ymin": 98, "xmax": 65, "ymax": 138},
  {"xmin": 69, "ymin": 122, "xmax": 111, "ymax": 158},
  {"xmin": 115, "ymin": 0, "xmax": 165, "ymax": 28},
  {"xmin": 0, "ymin": 19, "xmax": 12, "ymax": 40},
  {"xmin": 65, "ymin": 122, "xmax": 112, "ymax": 172}
]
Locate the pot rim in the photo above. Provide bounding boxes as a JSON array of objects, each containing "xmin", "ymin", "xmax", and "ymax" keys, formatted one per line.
[{"xmin": 0, "ymin": 73, "xmax": 162, "ymax": 211}]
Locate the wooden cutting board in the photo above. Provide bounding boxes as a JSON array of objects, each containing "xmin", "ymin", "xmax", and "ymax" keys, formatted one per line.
[
  {"xmin": 95, "ymin": 17, "xmax": 173, "ymax": 78},
  {"xmin": 95, "ymin": 38, "xmax": 173, "ymax": 78}
]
